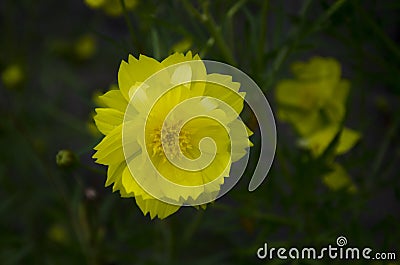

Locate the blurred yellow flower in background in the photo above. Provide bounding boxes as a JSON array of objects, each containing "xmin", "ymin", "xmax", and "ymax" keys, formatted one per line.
[
  {"xmin": 297, "ymin": 125, "xmax": 360, "ymax": 157},
  {"xmin": 276, "ymin": 57, "xmax": 349, "ymax": 137},
  {"xmin": 2, "ymin": 64, "xmax": 24, "ymax": 89},
  {"xmin": 47, "ymin": 224, "xmax": 69, "ymax": 245},
  {"xmin": 74, "ymin": 34, "xmax": 97, "ymax": 60},
  {"xmin": 84, "ymin": 0, "xmax": 137, "ymax": 16},
  {"xmin": 84, "ymin": 0, "xmax": 105, "ymax": 8},
  {"xmin": 171, "ymin": 38, "xmax": 193, "ymax": 53},
  {"xmin": 275, "ymin": 57, "xmax": 361, "ymax": 192},
  {"xmin": 323, "ymin": 163, "xmax": 357, "ymax": 192}
]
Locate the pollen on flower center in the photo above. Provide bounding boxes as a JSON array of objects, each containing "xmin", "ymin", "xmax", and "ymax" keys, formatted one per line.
[{"xmin": 151, "ymin": 122, "xmax": 192, "ymax": 159}]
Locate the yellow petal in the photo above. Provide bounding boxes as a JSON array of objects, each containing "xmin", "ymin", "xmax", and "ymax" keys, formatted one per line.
[
  {"xmin": 229, "ymin": 119, "xmax": 253, "ymax": 162},
  {"xmin": 93, "ymin": 108, "xmax": 124, "ymax": 135},
  {"xmin": 161, "ymin": 51, "xmax": 193, "ymax": 68},
  {"xmin": 206, "ymin": 73, "xmax": 240, "ymax": 92},
  {"xmin": 323, "ymin": 163, "xmax": 356, "ymax": 192},
  {"xmin": 118, "ymin": 54, "xmax": 163, "ymax": 101},
  {"xmin": 278, "ymin": 108, "xmax": 324, "ymax": 136},
  {"xmin": 204, "ymin": 76, "xmax": 244, "ymax": 114},
  {"xmin": 276, "ymin": 80, "xmax": 321, "ymax": 110},
  {"xmin": 336, "ymin": 127, "xmax": 361, "ymax": 155},
  {"xmin": 322, "ymin": 80, "xmax": 350, "ymax": 123},
  {"xmin": 135, "ymin": 54, "xmax": 164, "ymax": 81},
  {"xmin": 171, "ymin": 64, "xmax": 192, "ymax": 87},
  {"xmin": 118, "ymin": 60, "xmax": 136, "ymax": 101},
  {"xmin": 93, "ymin": 125, "xmax": 125, "ymax": 165},
  {"xmin": 135, "ymin": 196, "xmax": 180, "ymax": 219},
  {"xmin": 188, "ymin": 118, "xmax": 230, "ymax": 153},
  {"xmin": 129, "ymin": 85, "xmax": 150, "ymax": 113},
  {"xmin": 120, "ymin": 161, "xmax": 152, "ymax": 199},
  {"xmin": 291, "ymin": 57, "xmax": 341, "ymax": 84},
  {"xmin": 98, "ymin": 90, "xmax": 128, "ymax": 113},
  {"xmin": 298, "ymin": 125, "xmax": 361, "ymax": 157},
  {"xmin": 161, "ymin": 52, "xmax": 207, "ymax": 96},
  {"xmin": 298, "ymin": 125, "xmax": 339, "ymax": 157},
  {"xmin": 105, "ymin": 162, "xmax": 125, "ymax": 187}
]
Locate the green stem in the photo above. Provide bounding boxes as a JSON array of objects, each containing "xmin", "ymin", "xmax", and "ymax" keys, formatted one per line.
[
  {"xmin": 202, "ymin": 10, "xmax": 236, "ymax": 65},
  {"xmin": 304, "ymin": 0, "xmax": 347, "ymax": 36},
  {"xmin": 182, "ymin": 210, "xmax": 204, "ymax": 243},
  {"xmin": 78, "ymin": 161, "xmax": 106, "ymax": 176},
  {"xmin": 369, "ymin": 116, "xmax": 400, "ymax": 184},
  {"xmin": 226, "ymin": 0, "xmax": 247, "ymax": 18},
  {"xmin": 157, "ymin": 220, "xmax": 173, "ymax": 263},
  {"xmin": 264, "ymin": 0, "xmax": 313, "ymax": 88},
  {"xmin": 181, "ymin": 0, "xmax": 236, "ymax": 65},
  {"xmin": 264, "ymin": 0, "xmax": 347, "ymax": 88},
  {"xmin": 257, "ymin": 0, "xmax": 269, "ymax": 69},
  {"xmin": 225, "ymin": 0, "xmax": 247, "ymax": 59},
  {"xmin": 119, "ymin": 0, "xmax": 139, "ymax": 53}
]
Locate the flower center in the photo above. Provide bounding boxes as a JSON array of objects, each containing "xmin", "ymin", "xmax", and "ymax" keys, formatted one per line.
[{"xmin": 151, "ymin": 123, "xmax": 192, "ymax": 159}]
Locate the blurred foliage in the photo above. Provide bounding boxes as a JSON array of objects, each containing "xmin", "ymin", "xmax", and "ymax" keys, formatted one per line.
[{"xmin": 0, "ymin": 0, "xmax": 399, "ymax": 264}]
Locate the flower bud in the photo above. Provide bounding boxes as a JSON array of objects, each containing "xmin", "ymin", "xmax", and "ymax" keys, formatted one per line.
[{"xmin": 56, "ymin": 150, "xmax": 77, "ymax": 168}]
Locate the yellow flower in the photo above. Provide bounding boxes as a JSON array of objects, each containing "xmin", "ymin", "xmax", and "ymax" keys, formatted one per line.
[
  {"xmin": 275, "ymin": 57, "xmax": 361, "ymax": 191},
  {"xmin": 276, "ymin": 57, "xmax": 348, "ymax": 136},
  {"xmin": 84, "ymin": 0, "xmax": 105, "ymax": 8},
  {"xmin": 84, "ymin": 0, "xmax": 137, "ymax": 16},
  {"xmin": 297, "ymin": 125, "xmax": 361, "ymax": 157},
  {"xmin": 275, "ymin": 57, "xmax": 360, "ymax": 155},
  {"xmin": 93, "ymin": 51, "xmax": 252, "ymax": 219},
  {"xmin": 2, "ymin": 64, "xmax": 24, "ymax": 89},
  {"xmin": 74, "ymin": 34, "xmax": 97, "ymax": 60},
  {"xmin": 323, "ymin": 163, "xmax": 357, "ymax": 193}
]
